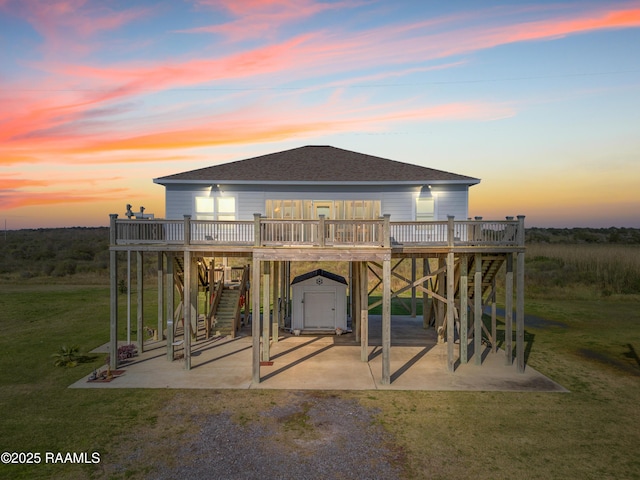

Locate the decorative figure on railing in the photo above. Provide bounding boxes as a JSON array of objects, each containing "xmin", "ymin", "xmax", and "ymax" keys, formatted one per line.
[{"xmin": 125, "ymin": 204, "xmax": 154, "ymax": 219}]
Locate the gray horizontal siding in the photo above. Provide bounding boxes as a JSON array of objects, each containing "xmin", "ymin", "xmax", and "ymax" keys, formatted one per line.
[
  {"xmin": 165, "ymin": 186, "xmax": 201, "ymax": 220},
  {"xmin": 164, "ymin": 184, "xmax": 470, "ymax": 222},
  {"xmin": 431, "ymin": 185, "xmax": 469, "ymax": 220},
  {"xmin": 382, "ymin": 191, "xmax": 415, "ymax": 221},
  {"xmin": 237, "ymin": 191, "xmax": 265, "ymax": 220}
]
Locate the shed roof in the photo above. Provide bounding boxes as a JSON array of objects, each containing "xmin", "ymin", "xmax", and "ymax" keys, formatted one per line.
[
  {"xmin": 291, "ymin": 269, "xmax": 348, "ymax": 286},
  {"xmin": 154, "ymin": 146, "xmax": 479, "ymax": 186}
]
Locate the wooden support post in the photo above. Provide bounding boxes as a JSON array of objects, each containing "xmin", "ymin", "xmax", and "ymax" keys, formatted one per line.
[
  {"xmin": 183, "ymin": 250, "xmax": 191, "ymax": 370},
  {"xmin": 447, "ymin": 215, "xmax": 455, "ymax": 248},
  {"xmin": 516, "ymin": 216, "xmax": 526, "ymax": 373},
  {"xmin": 252, "ymin": 258, "xmax": 261, "ymax": 383},
  {"xmin": 278, "ymin": 261, "xmax": 283, "ymax": 328},
  {"xmin": 436, "ymin": 256, "xmax": 445, "ymax": 342},
  {"xmin": 460, "ymin": 255, "xmax": 468, "ymax": 364},
  {"xmin": 166, "ymin": 253, "xmax": 174, "ymax": 361},
  {"xmin": 491, "ymin": 277, "xmax": 497, "ymax": 354},
  {"xmin": 245, "ymin": 263, "xmax": 250, "ymax": 329},
  {"xmin": 190, "ymin": 256, "xmax": 198, "ymax": 341},
  {"xmin": 137, "ymin": 251, "xmax": 144, "ymax": 353},
  {"xmin": 183, "ymin": 215, "xmax": 191, "ymax": 245},
  {"xmin": 318, "ymin": 215, "xmax": 326, "ymax": 247},
  {"xmin": 381, "ymin": 257, "xmax": 391, "ymax": 384},
  {"xmin": 287, "ymin": 261, "xmax": 292, "ymax": 322},
  {"xmin": 276, "ymin": 261, "xmax": 281, "ymax": 327},
  {"xmin": 360, "ymin": 261, "xmax": 368, "ymax": 362},
  {"xmin": 109, "ymin": 214, "xmax": 118, "ymax": 370},
  {"xmin": 422, "ymin": 258, "xmax": 429, "ymax": 329},
  {"xmin": 411, "ymin": 258, "xmax": 417, "ymax": 317},
  {"xmin": 446, "ymin": 216, "xmax": 455, "ymax": 370},
  {"xmin": 283, "ymin": 261, "xmax": 290, "ymax": 325},
  {"xmin": 207, "ymin": 259, "xmax": 215, "ymax": 338},
  {"xmin": 505, "ymin": 253, "xmax": 513, "ymax": 365},
  {"xmin": 272, "ymin": 261, "xmax": 280, "ymax": 343},
  {"xmin": 262, "ymin": 261, "xmax": 270, "ymax": 362},
  {"xmin": 446, "ymin": 251, "xmax": 455, "ymax": 372},
  {"xmin": 127, "ymin": 250, "xmax": 131, "ymax": 345},
  {"xmin": 474, "ymin": 216, "xmax": 483, "ymax": 242},
  {"xmin": 474, "ymin": 253, "xmax": 482, "ymax": 365},
  {"xmin": 223, "ymin": 256, "xmax": 230, "ymax": 283},
  {"xmin": 157, "ymin": 252, "xmax": 164, "ymax": 341},
  {"xmin": 353, "ymin": 262, "xmax": 360, "ymax": 342},
  {"xmin": 253, "ymin": 213, "xmax": 262, "ymax": 247},
  {"xmin": 382, "ymin": 214, "xmax": 391, "ymax": 248},
  {"xmin": 348, "ymin": 263, "xmax": 352, "ymax": 325}
]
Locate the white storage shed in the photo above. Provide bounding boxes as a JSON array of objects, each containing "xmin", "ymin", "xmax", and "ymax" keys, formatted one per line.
[{"xmin": 291, "ymin": 269, "xmax": 348, "ymax": 333}]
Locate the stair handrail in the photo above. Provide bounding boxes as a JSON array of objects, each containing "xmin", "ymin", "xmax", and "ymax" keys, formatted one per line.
[
  {"xmin": 207, "ymin": 269, "xmax": 224, "ymax": 337},
  {"xmin": 232, "ymin": 265, "xmax": 250, "ymax": 337}
]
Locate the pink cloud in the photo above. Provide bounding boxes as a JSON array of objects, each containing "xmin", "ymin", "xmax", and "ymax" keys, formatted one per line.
[
  {"xmin": 184, "ymin": 0, "xmax": 367, "ymax": 41},
  {"xmin": 0, "ymin": 171, "xmax": 131, "ymax": 209},
  {"xmin": 0, "ymin": 0, "xmax": 151, "ymax": 57},
  {"xmin": 0, "ymin": 189, "xmax": 128, "ymax": 209},
  {"xmin": 314, "ymin": 5, "xmax": 640, "ymax": 72},
  {"xmin": 2, "ymin": 2, "xmax": 638, "ymax": 169},
  {"xmin": 0, "ymin": 71, "xmax": 511, "ymax": 164},
  {"xmin": 49, "ymin": 95, "xmax": 512, "ymax": 156},
  {"xmin": 28, "ymin": 4, "xmax": 640, "ymax": 111},
  {"xmin": 0, "ymin": 177, "xmax": 49, "ymax": 189},
  {"xmin": 455, "ymin": 7, "xmax": 640, "ymax": 54}
]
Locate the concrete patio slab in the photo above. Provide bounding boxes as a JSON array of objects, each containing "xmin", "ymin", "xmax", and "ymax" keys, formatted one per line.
[{"xmin": 70, "ymin": 316, "xmax": 567, "ymax": 392}]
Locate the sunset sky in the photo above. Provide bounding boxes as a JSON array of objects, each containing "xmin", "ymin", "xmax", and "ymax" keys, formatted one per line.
[{"xmin": 1, "ymin": 0, "xmax": 639, "ymax": 229}]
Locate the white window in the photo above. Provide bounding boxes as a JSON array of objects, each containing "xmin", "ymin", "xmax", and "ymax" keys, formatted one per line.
[
  {"xmin": 217, "ymin": 197, "xmax": 236, "ymax": 220},
  {"xmin": 416, "ymin": 197, "xmax": 435, "ymax": 222},
  {"xmin": 195, "ymin": 197, "xmax": 214, "ymax": 220}
]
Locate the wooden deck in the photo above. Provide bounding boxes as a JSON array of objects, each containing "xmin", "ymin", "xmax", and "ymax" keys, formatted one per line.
[
  {"xmin": 108, "ymin": 214, "xmax": 526, "ymax": 386},
  {"xmin": 110, "ymin": 214, "xmax": 525, "ymax": 254}
]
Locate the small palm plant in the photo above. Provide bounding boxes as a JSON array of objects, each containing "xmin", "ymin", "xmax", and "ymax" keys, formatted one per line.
[{"xmin": 52, "ymin": 345, "xmax": 80, "ymax": 367}]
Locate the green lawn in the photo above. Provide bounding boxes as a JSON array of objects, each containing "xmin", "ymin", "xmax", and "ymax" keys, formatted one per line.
[
  {"xmin": 0, "ymin": 281, "xmax": 638, "ymax": 479},
  {"xmin": 359, "ymin": 292, "xmax": 640, "ymax": 478}
]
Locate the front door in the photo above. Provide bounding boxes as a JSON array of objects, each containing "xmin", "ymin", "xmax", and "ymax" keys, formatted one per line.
[
  {"xmin": 314, "ymin": 201, "xmax": 332, "ymax": 219},
  {"xmin": 303, "ymin": 291, "xmax": 336, "ymax": 329},
  {"xmin": 314, "ymin": 201, "xmax": 333, "ymax": 242}
]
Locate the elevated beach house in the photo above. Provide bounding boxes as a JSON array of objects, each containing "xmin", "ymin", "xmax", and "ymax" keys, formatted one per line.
[{"xmin": 109, "ymin": 146, "xmax": 525, "ymax": 385}]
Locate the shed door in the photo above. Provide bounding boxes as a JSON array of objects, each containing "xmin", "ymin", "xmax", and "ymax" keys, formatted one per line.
[{"xmin": 303, "ymin": 292, "xmax": 336, "ymax": 329}]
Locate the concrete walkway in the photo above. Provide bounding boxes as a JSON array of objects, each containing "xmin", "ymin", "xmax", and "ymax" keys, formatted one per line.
[{"xmin": 70, "ymin": 316, "xmax": 567, "ymax": 392}]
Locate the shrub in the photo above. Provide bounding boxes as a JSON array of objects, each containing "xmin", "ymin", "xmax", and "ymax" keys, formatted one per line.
[{"xmin": 52, "ymin": 345, "xmax": 80, "ymax": 367}]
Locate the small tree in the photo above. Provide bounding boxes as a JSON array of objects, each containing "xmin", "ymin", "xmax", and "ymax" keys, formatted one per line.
[{"xmin": 52, "ymin": 345, "xmax": 80, "ymax": 367}]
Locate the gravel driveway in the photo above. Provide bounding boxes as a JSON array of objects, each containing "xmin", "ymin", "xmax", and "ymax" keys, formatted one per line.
[{"xmin": 105, "ymin": 391, "xmax": 406, "ymax": 479}]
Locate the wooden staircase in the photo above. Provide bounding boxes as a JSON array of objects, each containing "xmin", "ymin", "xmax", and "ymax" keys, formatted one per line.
[
  {"xmin": 207, "ymin": 265, "xmax": 249, "ymax": 338},
  {"xmin": 429, "ymin": 254, "xmax": 507, "ymax": 343},
  {"xmin": 212, "ymin": 287, "xmax": 241, "ymax": 336},
  {"xmin": 171, "ymin": 257, "xmax": 249, "ymax": 339},
  {"xmin": 465, "ymin": 255, "xmax": 505, "ymax": 301}
]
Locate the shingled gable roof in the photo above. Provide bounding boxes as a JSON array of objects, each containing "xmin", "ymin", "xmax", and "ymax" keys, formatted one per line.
[
  {"xmin": 153, "ymin": 145, "xmax": 480, "ymax": 185},
  {"xmin": 291, "ymin": 269, "xmax": 348, "ymax": 286}
]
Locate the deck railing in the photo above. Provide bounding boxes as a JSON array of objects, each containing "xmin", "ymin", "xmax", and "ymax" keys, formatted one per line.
[
  {"xmin": 191, "ymin": 220, "xmax": 254, "ymax": 245},
  {"xmin": 110, "ymin": 214, "xmax": 524, "ymax": 248},
  {"xmin": 390, "ymin": 217, "xmax": 521, "ymax": 246}
]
